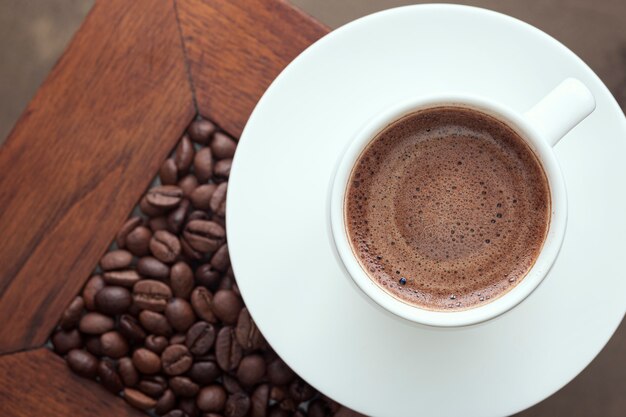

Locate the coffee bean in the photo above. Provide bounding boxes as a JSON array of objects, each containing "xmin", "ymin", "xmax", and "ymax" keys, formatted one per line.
[
  {"xmin": 170, "ymin": 376, "xmax": 199, "ymax": 397},
  {"xmin": 150, "ymin": 230, "xmax": 181, "ymax": 263},
  {"xmin": 194, "ymin": 147, "xmax": 214, "ymax": 183},
  {"xmin": 98, "ymin": 359, "xmax": 123, "ymax": 393},
  {"xmin": 66, "ymin": 349, "xmax": 98, "ymax": 378},
  {"xmin": 51, "ymin": 329, "xmax": 82, "ymax": 354},
  {"xmin": 277, "ymin": 398, "xmax": 296, "ymax": 412},
  {"xmin": 125, "ymin": 226, "xmax": 152, "ymax": 256},
  {"xmin": 100, "ymin": 249, "xmax": 133, "ymax": 271},
  {"xmin": 222, "ymin": 374, "xmax": 244, "ymax": 394},
  {"xmin": 160, "ymin": 158, "xmax": 179, "ymax": 185},
  {"xmin": 124, "ymin": 388, "xmax": 157, "ymax": 410},
  {"xmin": 184, "ymin": 220, "xmax": 225, "ymax": 254},
  {"xmin": 209, "ymin": 182, "xmax": 227, "ymax": 218},
  {"xmin": 138, "ymin": 375, "xmax": 168, "ymax": 397},
  {"xmin": 237, "ymin": 354, "xmax": 266, "ymax": 386},
  {"xmin": 132, "ymin": 348, "xmax": 162, "ymax": 375},
  {"xmin": 116, "ymin": 216, "xmax": 143, "ymax": 248},
  {"xmin": 217, "ymin": 275, "xmax": 236, "ymax": 292},
  {"xmin": 175, "ymin": 134, "xmax": 195, "ymax": 173},
  {"xmin": 214, "ymin": 159, "xmax": 232, "ymax": 181},
  {"xmin": 180, "ymin": 397, "xmax": 201, "ymax": 417},
  {"xmin": 82, "ymin": 275, "xmax": 105, "ymax": 311},
  {"xmin": 269, "ymin": 386, "xmax": 287, "ymax": 402},
  {"xmin": 267, "ymin": 358, "xmax": 295, "ymax": 385},
  {"xmin": 162, "ymin": 344, "xmax": 193, "ymax": 375},
  {"xmin": 145, "ymin": 335, "xmax": 169, "ymax": 354},
  {"xmin": 236, "ymin": 308, "xmax": 264, "ymax": 350},
  {"xmin": 335, "ymin": 406, "xmax": 366, "ymax": 417},
  {"xmin": 103, "ymin": 270, "xmax": 141, "ymax": 287},
  {"xmin": 163, "ymin": 410, "xmax": 189, "ymax": 417},
  {"xmin": 133, "ymin": 279, "xmax": 172, "ymax": 311},
  {"xmin": 166, "ymin": 298, "xmax": 196, "ymax": 332},
  {"xmin": 189, "ymin": 357, "xmax": 221, "ymax": 384},
  {"xmin": 119, "ymin": 357, "xmax": 139, "ymax": 387},
  {"xmin": 268, "ymin": 406, "xmax": 290, "ymax": 417},
  {"xmin": 95, "ymin": 286, "xmax": 132, "ymax": 315},
  {"xmin": 186, "ymin": 321, "xmax": 216, "ymax": 356},
  {"xmin": 215, "ymin": 327, "xmax": 243, "ymax": 371},
  {"xmin": 181, "ymin": 237, "xmax": 203, "ymax": 260},
  {"xmin": 100, "ymin": 331, "xmax": 129, "ymax": 358},
  {"xmin": 168, "ymin": 199, "xmax": 191, "ymax": 234},
  {"xmin": 191, "ymin": 287, "xmax": 217, "ymax": 323},
  {"xmin": 210, "ymin": 244, "xmax": 230, "ymax": 272},
  {"xmin": 211, "ymin": 290, "xmax": 243, "ymax": 325},
  {"xmin": 79, "ymin": 312, "xmax": 114, "ymax": 334},
  {"xmin": 59, "ymin": 296, "xmax": 84, "ymax": 329},
  {"xmin": 178, "ymin": 174, "xmax": 199, "ymax": 198},
  {"xmin": 119, "ymin": 314, "xmax": 146, "ymax": 343},
  {"xmin": 211, "ymin": 132, "xmax": 237, "ymax": 160},
  {"xmin": 155, "ymin": 389, "xmax": 176, "ymax": 415},
  {"xmin": 139, "ymin": 310, "xmax": 173, "ymax": 336},
  {"xmin": 225, "ymin": 392, "xmax": 250, "ymax": 417},
  {"xmin": 320, "ymin": 396, "xmax": 341, "ymax": 414},
  {"xmin": 289, "ymin": 378, "xmax": 315, "ymax": 403},
  {"xmin": 195, "ymin": 264, "xmax": 221, "ymax": 290},
  {"xmin": 308, "ymin": 399, "xmax": 333, "ymax": 417},
  {"xmin": 190, "ymin": 183, "xmax": 217, "ymax": 210},
  {"xmin": 85, "ymin": 336, "xmax": 104, "ymax": 356},
  {"xmin": 188, "ymin": 119, "xmax": 216, "ymax": 144},
  {"xmin": 140, "ymin": 195, "xmax": 166, "ymax": 217},
  {"xmin": 293, "ymin": 411, "xmax": 307, "ymax": 417},
  {"xmin": 147, "ymin": 185, "xmax": 184, "ymax": 209},
  {"xmin": 171, "ymin": 261, "xmax": 194, "ymax": 299},
  {"xmin": 188, "ymin": 210, "xmax": 210, "ymax": 222},
  {"xmin": 250, "ymin": 384, "xmax": 270, "ymax": 417},
  {"xmin": 137, "ymin": 256, "xmax": 170, "ymax": 280},
  {"xmin": 197, "ymin": 385, "xmax": 227, "ymax": 412},
  {"xmin": 170, "ymin": 333, "xmax": 187, "ymax": 345},
  {"xmin": 150, "ymin": 215, "xmax": 170, "ymax": 232}
]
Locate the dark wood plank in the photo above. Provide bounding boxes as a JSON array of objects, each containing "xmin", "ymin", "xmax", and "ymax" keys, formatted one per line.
[
  {"xmin": 177, "ymin": 0, "xmax": 329, "ymax": 137},
  {"xmin": 0, "ymin": 0, "xmax": 194, "ymax": 354},
  {"xmin": 0, "ymin": 348, "xmax": 144, "ymax": 416}
]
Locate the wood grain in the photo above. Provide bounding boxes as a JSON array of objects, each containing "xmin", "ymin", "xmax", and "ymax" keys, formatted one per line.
[
  {"xmin": 0, "ymin": 0, "xmax": 194, "ymax": 354},
  {"xmin": 0, "ymin": 348, "xmax": 144, "ymax": 416},
  {"xmin": 177, "ymin": 0, "xmax": 329, "ymax": 137}
]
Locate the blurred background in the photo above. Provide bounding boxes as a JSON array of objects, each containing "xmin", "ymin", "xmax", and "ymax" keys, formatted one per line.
[{"xmin": 0, "ymin": 0, "xmax": 624, "ymax": 416}]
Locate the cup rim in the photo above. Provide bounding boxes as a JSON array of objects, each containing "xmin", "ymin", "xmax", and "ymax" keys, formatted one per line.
[{"xmin": 329, "ymin": 94, "xmax": 567, "ymax": 327}]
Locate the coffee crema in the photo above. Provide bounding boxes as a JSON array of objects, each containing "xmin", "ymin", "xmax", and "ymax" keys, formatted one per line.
[{"xmin": 345, "ymin": 107, "xmax": 550, "ymax": 311}]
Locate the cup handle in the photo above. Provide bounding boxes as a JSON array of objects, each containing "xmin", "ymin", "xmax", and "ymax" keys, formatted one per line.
[{"xmin": 523, "ymin": 78, "xmax": 596, "ymax": 147}]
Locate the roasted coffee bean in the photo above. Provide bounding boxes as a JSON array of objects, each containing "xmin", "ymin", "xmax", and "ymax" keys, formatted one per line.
[
  {"xmin": 197, "ymin": 385, "xmax": 227, "ymax": 412},
  {"xmin": 210, "ymin": 244, "xmax": 230, "ymax": 272},
  {"xmin": 103, "ymin": 270, "xmax": 141, "ymax": 287},
  {"xmin": 195, "ymin": 264, "xmax": 221, "ymax": 290},
  {"xmin": 126, "ymin": 226, "xmax": 152, "ymax": 256},
  {"xmin": 188, "ymin": 119, "xmax": 216, "ymax": 144},
  {"xmin": 189, "ymin": 357, "xmax": 221, "ymax": 384},
  {"xmin": 179, "ymin": 174, "xmax": 199, "ymax": 198},
  {"xmin": 269, "ymin": 386, "xmax": 287, "ymax": 402},
  {"xmin": 250, "ymin": 384, "xmax": 270, "ymax": 417},
  {"xmin": 100, "ymin": 331, "xmax": 129, "ymax": 358},
  {"xmin": 163, "ymin": 410, "xmax": 189, "ymax": 417},
  {"xmin": 161, "ymin": 344, "xmax": 193, "ymax": 375},
  {"xmin": 119, "ymin": 314, "xmax": 146, "ymax": 343},
  {"xmin": 181, "ymin": 237, "xmax": 203, "ymax": 260},
  {"xmin": 268, "ymin": 406, "xmax": 290, "ymax": 417},
  {"xmin": 215, "ymin": 327, "xmax": 243, "ymax": 371},
  {"xmin": 98, "ymin": 359, "xmax": 123, "ymax": 393},
  {"xmin": 150, "ymin": 216, "xmax": 170, "ymax": 231},
  {"xmin": 116, "ymin": 216, "xmax": 143, "ymax": 248},
  {"xmin": 180, "ymin": 397, "xmax": 201, "ymax": 417},
  {"xmin": 236, "ymin": 308, "xmax": 264, "ymax": 350},
  {"xmin": 277, "ymin": 398, "xmax": 296, "ymax": 413},
  {"xmin": 160, "ymin": 158, "xmax": 179, "ymax": 185},
  {"xmin": 133, "ymin": 279, "xmax": 172, "ymax": 311},
  {"xmin": 320, "ymin": 396, "xmax": 341, "ymax": 414},
  {"xmin": 52, "ymin": 329, "xmax": 82, "ymax": 354},
  {"xmin": 66, "ymin": 349, "xmax": 98, "ymax": 378},
  {"xmin": 211, "ymin": 290, "xmax": 243, "ymax": 325},
  {"xmin": 188, "ymin": 210, "xmax": 210, "ymax": 222},
  {"xmin": 79, "ymin": 312, "xmax": 114, "ymax": 335},
  {"xmin": 138, "ymin": 375, "xmax": 168, "ymax": 397},
  {"xmin": 165, "ymin": 298, "xmax": 196, "ymax": 332},
  {"xmin": 85, "ymin": 336, "xmax": 104, "ymax": 356},
  {"xmin": 140, "ymin": 195, "xmax": 166, "ymax": 217},
  {"xmin": 145, "ymin": 335, "xmax": 169, "ymax": 354},
  {"xmin": 222, "ymin": 374, "xmax": 244, "ymax": 394},
  {"xmin": 194, "ymin": 147, "xmax": 214, "ymax": 183},
  {"xmin": 186, "ymin": 321, "xmax": 216, "ymax": 356},
  {"xmin": 211, "ymin": 132, "xmax": 237, "ymax": 160},
  {"xmin": 170, "ymin": 376, "xmax": 199, "ymax": 397},
  {"xmin": 132, "ymin": 348, "xmax": 162, "ymax": 375},
  {"xmin": 170, "ymin": 333, "xmax": 187, "ymax": 345},
  {"xmin": 175, "ymin": 134, "xmax": 195, "ymax": 173},
  {"xmin": 191, "ymin": 287, "xmax": 217, "ymax": 323},
  {"xmin": 124, "ymin": 388, "xmax": 157, "ymax": 410},
  {"xmin": 335, "ymin": 407, "xmax": 365, "ymax": 417},
  {"xmin": 225, "ymin": 392, "xmax": 250, "ymax": 417},
  {"xmin": 95, "ymin": 286, "xmax": 132, "ymax": 315},
  {"xmin": 168, "ymin": 199, "xmax": 191, "ymax": 234},
  {"xmin": 308, "ymin": 399, "xmax": 333, "ymax": 417},
  {"xmin": 214, "ymin": 159, "xmax": 232, "ymax": 180},
  {"xmin": 209, "ymin": 182, "xmax": 227, "ymax": 217},
  {"xmin": 119, "ymin": 357, "xmax": 139, "ymax": 387},
  {"xmin": 237, "ymin": 354, "xmax": 266, "ymax": 386},
  {"xmin": 137, "ymin": 256, "xmax": 170, "ymax": 280},
  {"xmin": 184, "ymin": 220, "xmax": 225, "ymax": 253},
  {"xmin": 190, "ymin": 183, "xmax": 217, "ymax": 210},
  {"xmin": 171, "ymin": 261, "xmax": 194, "ymax": 299},
  {"xmin": 293, "ymin": 411, "xmax": 307, "ymax": 417},
  {"xmin": 82, "ymin": 275, "xmax": 105, "ymax": 311},
  {"xmin": 147, "ymin": 185, "xmax": 184, "ymax": 209},
  {"xmin": 139, "ymin": 310, "xmax": 173, "ymax": 336},
  {"xmin": 59, "ymin": 296, "xmax": 84, "ymax": 329},
  {"xmin": 155, "ymin": 389, "xmax": 176, "ymax": 415},
  {"xmin": 100, "ymin": 249, "xmax": 133, "ymax": 271},
  {"xmin": 150, "ymin": 230, "xmax": 181, "ymax": 263},
  {"xmin": 267, "ymin": 358, "xmax": 295, "ymax": 385},
  {"xmin": 289, "ymin": 378, "xmax": 316, "ymax": 403}
]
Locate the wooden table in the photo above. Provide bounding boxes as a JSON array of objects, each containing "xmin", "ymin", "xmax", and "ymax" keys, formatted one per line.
[{"xmin": 0, "ymin": 0, "xmax": 326, "ymax": 414}]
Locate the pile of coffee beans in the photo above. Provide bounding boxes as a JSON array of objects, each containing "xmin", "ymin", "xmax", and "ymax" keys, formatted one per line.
[{"xmin": 50, "ymin": 118, "xmax": 361, "ymax": 417}]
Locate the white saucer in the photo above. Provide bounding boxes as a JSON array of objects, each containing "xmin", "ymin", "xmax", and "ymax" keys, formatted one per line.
[{"xmin": 227, "ymin": 5, "xmax": 626, "ymax": 417}]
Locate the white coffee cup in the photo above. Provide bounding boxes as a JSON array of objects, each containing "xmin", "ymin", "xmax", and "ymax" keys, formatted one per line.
[{"xmin": 330, "ymin": 78, "xmax": 595, "ymax": 327}]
